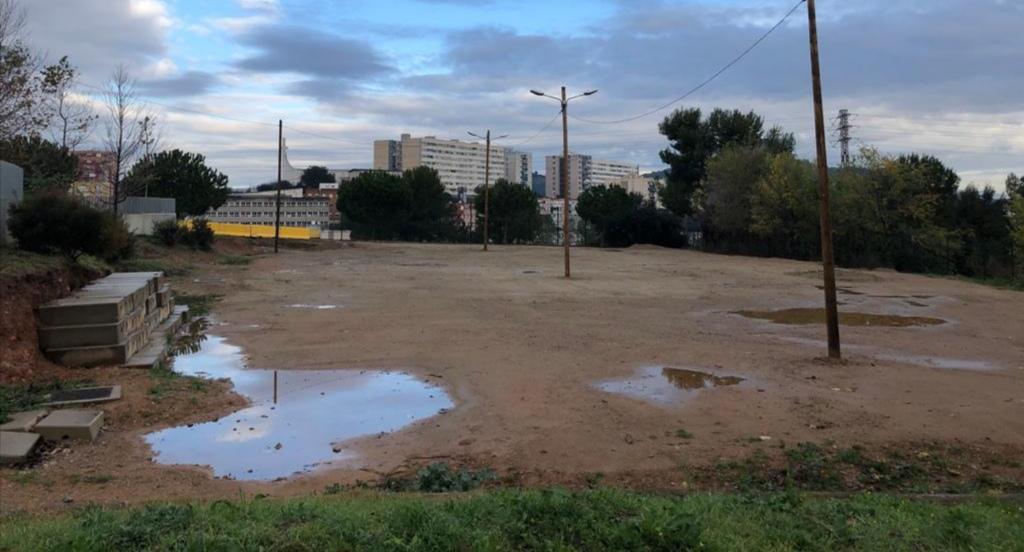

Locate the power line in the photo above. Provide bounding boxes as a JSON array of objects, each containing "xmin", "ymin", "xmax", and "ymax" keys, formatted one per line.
[
  {"xmin": 508, "ymin": 110, "xmax": 562, "ymax": 148},
  {"xmin": 569, "ymin": 0, "xmax": 806, "ymax": 125}
]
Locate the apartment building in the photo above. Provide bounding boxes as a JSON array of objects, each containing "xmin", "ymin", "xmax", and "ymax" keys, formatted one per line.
[
  {"xmin": 206, "ymin": 193, "xmax": 330, "ymax": 227},
  {"xmin": 611, "ymin": 174, "xmax": 662, "ymax": 206},
  {"xmin": 544, "ymin": 154, "xmax": 638, "ymax": 199},
  {"xmin": 374, "ymin": 134, "xmax": 531, "ymax": 198},
  {"xmin": 504, "ymin": 149, "xmax": 533, "ymax": 188}
]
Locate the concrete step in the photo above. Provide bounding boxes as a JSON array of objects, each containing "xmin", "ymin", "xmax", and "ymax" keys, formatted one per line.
[
  {"xmin": 38, "ymin": 304, "xmax": 148, "ymax": 349},
  {"xmin": 124, "ymin": 306, "xmax": 191, "ymax": 369},
  {"xmin": 38, "ymin": 282, "xmax": 150, "ymax": 326},
  {"xmin": 0, "ymin": 409, "xmax": 49, "ymax": 432}
]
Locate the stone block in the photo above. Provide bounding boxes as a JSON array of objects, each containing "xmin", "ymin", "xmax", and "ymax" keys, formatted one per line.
[
  {"xmin": 0, "ymin": 409, "xmax": 49, "ymax": 432},
  {"xmin": 33, "ymin": 409, "xmax": 104, "ymax": 442},
  {"xmin": 0, "ymin": 431, "xmax": 40, "ymax": 465},
  {"xmin": 38, "ymin": 304, "xmax": 147, "ymax": 349}
]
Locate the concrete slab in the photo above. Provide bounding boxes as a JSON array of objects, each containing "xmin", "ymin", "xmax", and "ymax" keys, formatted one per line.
[
  {"xmin": 33, "ymin": 409, "xmax": 104, "ymax": 442},
  {"xmin": 38, "ymin": 304, "xmax": 147, "ymax": 349},
  {"xmin": 0, "ymin": 409, "xmax": 49, "ymax": 432},
  {"xmin": 38, "ymin": 284, "xmax": 148, "ymax": 326},
  {"xmin": 124, "ymin": 306, "xmax": 190, "ymax": 369},
  {"xmin": 0, "ymin": 431, "xmax": 41, "ymax": 465},
  {"xmin": 42, "ymin": 385, "xmax": 121, "ymax": 407}
]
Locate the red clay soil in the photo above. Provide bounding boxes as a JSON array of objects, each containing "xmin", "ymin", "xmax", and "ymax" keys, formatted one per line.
[{"xmin": 0, "ymin": 264, "xmax": 104, "ymax": 384}]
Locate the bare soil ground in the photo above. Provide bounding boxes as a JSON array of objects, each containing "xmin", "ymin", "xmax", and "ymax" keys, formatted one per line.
[{"xmin": 2, "ymin": 240, "xmax": 1023, "ymax": 512}]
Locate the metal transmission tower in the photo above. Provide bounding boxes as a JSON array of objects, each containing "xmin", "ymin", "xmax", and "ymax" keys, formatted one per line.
[{"xmin": 836, "ymin": 109, "xmax": 852, "ymax": 166}]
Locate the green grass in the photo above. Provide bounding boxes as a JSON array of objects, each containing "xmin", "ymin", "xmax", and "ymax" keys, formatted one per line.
[
  {"xmin": 218, "ymin": 254, "xmax": 253, "ymax": 266},
  {"xmin": 114, "ymin": 258, "xmax": 192, "ymax": 277},
  {"xmin": 2, "ymin": 490, "xmax": 1022, "ymax": 551},
  {"xmin": 0, "ymin": 249, "xmax": 110, "ymax": 278},
  {"xmin": 173, "ymin": 293, "xmax": 222, "ymax": 317},
  {"xmin": 0, "ymin": 379, "xmax": 94, "ymax": 423}
]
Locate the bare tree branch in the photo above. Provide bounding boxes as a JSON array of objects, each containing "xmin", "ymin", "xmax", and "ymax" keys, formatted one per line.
[{"xmin": 103, "ymin": 64, "xmax": 147, "ymax": 214}]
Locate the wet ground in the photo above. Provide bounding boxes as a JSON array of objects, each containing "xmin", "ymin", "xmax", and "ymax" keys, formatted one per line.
[
  {"xmin": 734, "ymin": 308, "xmax": 946, "ymax": 327},
  {"xmin": 145, "ymin": 335, "xmax": 452, "ymax": 480},
  {"xmin": 596, "ymin": 366, "xmax": 746, "ymax": 406}
]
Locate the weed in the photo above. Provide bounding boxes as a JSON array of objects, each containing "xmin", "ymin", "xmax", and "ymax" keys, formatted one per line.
[
  {"xmin": 785, "ymin": 442, "xmax": 841, "ymax": 490},
  {"xmin": 114, "ymin": 258, "xmax": 192, "ymax": 277},
  {"xmin": 218, "ymin": 254, "xmax": 252, "ymax": 266},
  {"xmin": 675, "ymin": 429, "xmax": 694, "ymax": 439},
  {"xmin": 0, "ymin": 379, "xmax": 94, "ymax": 422},
  {"xmin": 583, "ymin": 472, "xmax": 605, "ymax": 488},
  {"xmin": 174, "ymin": 294, "xmax": 221, "ymax": 317},
  {"xmin": 383, "ymin": 463, "xmax": 497, "ymax": 493}
]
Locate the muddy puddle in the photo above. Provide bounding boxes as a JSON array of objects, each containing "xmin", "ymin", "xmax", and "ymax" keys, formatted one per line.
[
  {"xmin": 145, "ymin": 335, "xmax": 452, "ymax": 480},
  {"xmin": 597, "ymin": 366, "xmax": 746, "ymax": 406},
  {"xmin": 734, "ymin": 308, "xmax": 945, "ymax": 327}
]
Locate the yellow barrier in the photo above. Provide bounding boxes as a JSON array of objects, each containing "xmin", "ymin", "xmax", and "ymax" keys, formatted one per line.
[{"xmin": 184, "ymin": 220, "xmax": 320, "ymax": 240}]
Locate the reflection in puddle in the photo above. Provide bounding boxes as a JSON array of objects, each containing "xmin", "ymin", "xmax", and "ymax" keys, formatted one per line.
[
  {"xmin": 145, "ymin": 336, "xmax": 452, "ymax": 480},
  {"xmin": 288, "ymin": 304, "xmax": 339, "ymax": 310},
  {"xmin": 597, "ymin": 366, "xmax": 745, "ymax": 406},
  {"xmin": 776, "ymin": 336, "xmax": 995, "ymax": 371},
  {"xmin": 734, "ymin": 308, "xmax": 945, "ymax": 327}
]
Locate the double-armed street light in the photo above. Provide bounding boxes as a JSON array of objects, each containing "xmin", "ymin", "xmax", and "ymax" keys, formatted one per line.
[
  {"xmin": 467, "ymin": 130, "xmax": 508, "ymax": 251},
  {"xmin": 530, "ymin": 87, "xmax": 597, "ymax": 278}
]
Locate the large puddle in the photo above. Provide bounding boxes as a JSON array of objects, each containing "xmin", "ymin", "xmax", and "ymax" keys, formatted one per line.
[
  {"xmin": 596, "ymin": 366, "xmax": 745, "ymax": 406},
  {"xmin": 145, "ymin": 335, "xmax": 452, "ymax": 480},
  {"xmin": 734, "ymin": 308, "xmax": 945, "ymax": 327}
]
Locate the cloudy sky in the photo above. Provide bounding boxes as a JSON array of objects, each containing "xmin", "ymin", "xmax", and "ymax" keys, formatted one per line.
[{"xmin": 21, "ymin": 0, "xmax": 1024, "ymax": 190}]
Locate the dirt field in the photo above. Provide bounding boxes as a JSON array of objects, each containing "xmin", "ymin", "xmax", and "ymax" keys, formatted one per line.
[{"xmin": 3, "ymin": 241, "xmax": 1023, "ymax": 511}]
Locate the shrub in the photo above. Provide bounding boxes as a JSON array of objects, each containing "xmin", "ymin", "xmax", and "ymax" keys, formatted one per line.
[
  {"xmin": 7, "ymin": 193, "xmax": 132, "ymax": 261},
  {"xmin": 152, "ymin": 219, "xmax": 181, "ymax": 246},
  {"xmin": 184, "ymin": 219, "xmax": 215, "ymax": 251}
]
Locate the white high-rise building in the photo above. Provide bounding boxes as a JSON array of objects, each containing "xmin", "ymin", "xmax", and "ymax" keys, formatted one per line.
[
  {"xmin": 544, "ymin": 154, "xmax": 638, "ymax": 199},
  {"xmin": 373, "ymin": 134, "xmax": 532, "ymax": 199}
]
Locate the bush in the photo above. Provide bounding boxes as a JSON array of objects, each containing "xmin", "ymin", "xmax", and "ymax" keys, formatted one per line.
[
  {"xmin": 7, "ymin": 193, "xmax": 133, "ymax": 261},
  {"xmin": 152, "ymin": 219, "xmax": 181, "ymax": 246},
  {"xmin": 180, "ymin": 219, "xmax": 214, "ymax": 251}
]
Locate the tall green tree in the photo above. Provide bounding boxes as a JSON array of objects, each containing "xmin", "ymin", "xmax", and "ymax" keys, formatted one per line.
[
  {"xmin": 952, "ymin": 185, "xmax": 1012, "ymax": 277},
  {"xmin": 474, "ymin": 179, "xmax": 541, "ymax": 244},
  {"xmin": 299, "ymin": 165, "xmax": 335, "ymax": 188},
  {"xmin": 0, "ymin": 135, "xmax": 76, "ymax": 194},
  {"xmin": 123, "ymin": 149, "xmax": 230, "ymax": 218},
  {"xmin": 702, "ymin": 145, "xmax": 770, "ymax": 242},
  {"xmin": 657, "ymin": 107, "xmax": 794, "ymax": 217},
  {"xmin": 1004, "ymin": 173, "xmax": 1024, "ymax": 280},
  {"xmin": 749, "ymin": 153, "xmax": 820, "ymax": 258},
  {"xmin": 337, "ymin": 170, "xmax": 410, "ymax": 240},
  {"xmin": 576, "ymin": 184, "xmax": 643, "ymax": 245},
  {"xmin": 401, "ymin": 166, "xmax": 456, "ymax": 240}
]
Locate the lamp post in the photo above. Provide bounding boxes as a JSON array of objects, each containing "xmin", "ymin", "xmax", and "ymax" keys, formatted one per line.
[
  {"xmin": 530, "ymin": 87, "xmax": 597, "ymax": 278},
  {"xmin": 468, "ymin": 130, "xmax": 508, "ymax": 251}
]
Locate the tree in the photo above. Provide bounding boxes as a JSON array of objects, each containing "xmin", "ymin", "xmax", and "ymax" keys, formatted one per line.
[
  {"xmin": 0, "ymin": 0, "xmax": 45, "ymax": 139},
  {"xmin": 7, "ymin": 192, "xmax": 131, "ymax": 260},
  {"xmin": 473, "ymin": 179, "xmax": 541, "ymax": 244},
  {"xmin": 703, "ymin": 146, "xmax": 769, "ymax": 242},
  {"xmin": 337, "ymin": 170, "xmax": 410, "ymax": 240},
  {"xmin": 123, "ymin": 150, "xmax": 230, "ymax": 218},
  {"xmin": 255, "ymin": 180, "xmax": 294, "ymax": 192},
  {"xmin": 658, "ymin": 107, "xmax": 794, "ymax": 217},
  {"xmin": 299, "ymin": 165, "xmax": 334, "ymax": 189},
  {"xmin": 40, "ymin": 56, "xmax": 95, "ymax": 150},
  {"xmin": 952, "ymin": 185, "xmax": 1012, "ymax": 277},
  {"xmin": 103, "ymin": 65, "xmax": 147, "ymax": 214},
  {"xmin": 401, "ymin": 165, "xmax": 457, "ymax": 240},
  {"xmin": 1007, "ymin": 174, "xmax": 1024, "ymax": 280},
  {"xmin": 0, "ymin": 135, "xmax": 76, "ymax": 194},
  {"xmin": 576, "ymin": 184, "xmax": 643, "ymax": 245},
  {"xmin": 749, "ymin": 153, "xmax": 820, "ymax": 258}
]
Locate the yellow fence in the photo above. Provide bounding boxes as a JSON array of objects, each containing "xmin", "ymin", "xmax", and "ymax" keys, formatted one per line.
[{"xmin": 185, "ymin": 221, "xmax": 320, "ymax": 240}]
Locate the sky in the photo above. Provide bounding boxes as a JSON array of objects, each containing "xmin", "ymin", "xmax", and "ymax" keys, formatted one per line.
[{"xmin": 20, "ymin": 0, "xmax": 1024, "ymax": 191}]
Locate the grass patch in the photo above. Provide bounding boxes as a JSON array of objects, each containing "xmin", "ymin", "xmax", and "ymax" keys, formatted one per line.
[
  {"xmin": 0, "ymin": 249, "xmax": 110, "ymax": 278},
  {"xmin": 114, "ymin": 258, "xmax": 192, "ymax": 277},
  {"xmin": 381, "ymin": 463, "xmax": 498, "ymax": 493},
  {"xmin": 174, "ymin": 293, "xmax": 222, "ymax": 317},
  {"xmin": 675, "ymin": 429, "xmax": 694, "ymax": 440},
  {"xmin": 2, "ymin": 490, "xmax": 1023, "ymax": 551},
  {"xmin": 0, "ymin": 379, "xmax": 94, "ymax": 423},
  {"xmin": 218, "ymin": 254, "xmax": 252, "ymax": 266}
]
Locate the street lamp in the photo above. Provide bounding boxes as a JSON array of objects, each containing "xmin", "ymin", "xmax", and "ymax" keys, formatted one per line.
[
  {"xmin": 530, "ymin": 87, "xmax": 598, "ymax": 278},
  {"xmin": 467, "ymin": 130, "xmax": 508, "ymax": 251}
]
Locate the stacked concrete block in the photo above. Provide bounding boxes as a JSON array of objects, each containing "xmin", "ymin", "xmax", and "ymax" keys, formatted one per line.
[{"xmin": 38, "ymin": 272, "xmax": 188, "ymax": 368}]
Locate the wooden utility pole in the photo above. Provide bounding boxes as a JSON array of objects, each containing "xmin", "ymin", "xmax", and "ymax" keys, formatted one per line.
[
  {"xmin": 806, "ymin": 0, "xmax": 841, "ymax": 358},
  {"xmin": 274, "ymin": 119, "xmax": 283, "ymax": 254},
  {"xmin": 560, "ymin": 86, "xmax": 570, "ymax": 278},
  {"xmin": 483, "ymin": 130, "xmax": 491, "ymax": 251}
]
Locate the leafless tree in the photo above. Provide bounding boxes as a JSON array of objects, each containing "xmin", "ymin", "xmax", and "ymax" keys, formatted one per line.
[
  {"xmin": 42, "ymin": 56, "xmax": 96, "ymax": 150},
  {"xmin": 103, "ymin": 65, "xmax": 147, "ymax": 214}
]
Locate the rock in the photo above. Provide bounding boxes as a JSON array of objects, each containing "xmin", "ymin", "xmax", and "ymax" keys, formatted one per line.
[
  {"xmin": 274, "ymin": 442, "xmax": 283, "ymax": 450},
  {"xmin": 62, "ymin": 496, "xmax": 74, "ymax": 504},
  {"xmin": 758, "ymin": 435, "xmax": 772, "ymax": 441}
]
